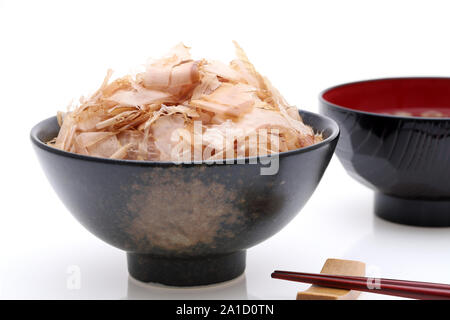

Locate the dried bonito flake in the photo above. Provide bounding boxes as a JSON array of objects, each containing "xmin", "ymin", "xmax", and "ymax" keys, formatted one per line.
[{"xmin": 50, "ymin": 42, "xmax": 323, "ymax": 161}]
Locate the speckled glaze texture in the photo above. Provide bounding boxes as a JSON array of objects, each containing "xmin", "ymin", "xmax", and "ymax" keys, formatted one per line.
[
  {"xmin": 31, "ymin": 110, "xmax": 339, "ymax": 286},
  {"xmin": 320, "ymin": 78, "xmax": 450, "ymax": 227}
]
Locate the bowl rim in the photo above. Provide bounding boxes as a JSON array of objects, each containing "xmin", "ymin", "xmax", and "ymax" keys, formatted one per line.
[
  {"xmin": 319, "ymin": 76, "xmax": 450, "ymax": 121},
  {"xmin": 30, "ymin": 109, "xmax": 340, "ymax": 166}
]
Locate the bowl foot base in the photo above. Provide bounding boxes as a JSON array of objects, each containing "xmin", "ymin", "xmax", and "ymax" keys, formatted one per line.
[
  {"xmin": 126, "ymin": 251, "xmax": 246, "ymax": 286},
  {"xmin": 375, "ymin": 193, "xmax": 450, "ymax": 227}
]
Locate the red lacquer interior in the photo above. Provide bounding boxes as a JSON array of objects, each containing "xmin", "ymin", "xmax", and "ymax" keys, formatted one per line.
[{"xmin": 322, "ymin": 78, "xmax": 450, "ymax": 117}]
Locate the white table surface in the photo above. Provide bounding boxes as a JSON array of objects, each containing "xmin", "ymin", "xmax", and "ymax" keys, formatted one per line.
[{"xmin": 2, "ymin": 156, "xmax": 449, "ymax": 300}]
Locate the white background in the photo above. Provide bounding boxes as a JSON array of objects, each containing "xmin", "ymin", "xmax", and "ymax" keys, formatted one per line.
[{"xmin": 1, "ymin": 0, "xmax": 449, "ymax": 299}]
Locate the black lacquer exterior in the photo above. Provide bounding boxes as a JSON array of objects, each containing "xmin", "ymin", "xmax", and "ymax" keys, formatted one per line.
[
  {"xmin": 320, "ymin": 79, "xmax": 450, "ymax": 227},
  {"xmin": 31, "ymin": 110, "xmax": 339, "ymax": 286}
]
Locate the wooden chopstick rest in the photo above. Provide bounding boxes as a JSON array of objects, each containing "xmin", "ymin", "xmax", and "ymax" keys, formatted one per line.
[{"xmin": 296, "ymin": 258, "xmax": 366, "ymax": 300}]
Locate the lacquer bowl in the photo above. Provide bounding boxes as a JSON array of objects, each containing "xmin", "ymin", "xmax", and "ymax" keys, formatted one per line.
[
  {"xmin": 30, "ymin": 110, "xmax": 339, "ymax": 286},
  {"xmin": 320, "ymin": 78, "xmax": 450, "ymax": 227}
]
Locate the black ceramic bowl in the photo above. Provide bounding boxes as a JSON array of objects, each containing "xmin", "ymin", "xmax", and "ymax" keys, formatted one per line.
[
  {"xmin": 31, "ymin": 110, "xmax": 339, "ymax": 286},
  {"xmin": 320, "ymin": 78, "xmax": 450, "ymax": 227}
]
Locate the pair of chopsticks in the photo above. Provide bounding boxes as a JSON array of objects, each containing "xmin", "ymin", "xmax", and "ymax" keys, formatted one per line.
[{"xmin": 271, "ymin": 270, "xmax": 450, "ymax": 300}]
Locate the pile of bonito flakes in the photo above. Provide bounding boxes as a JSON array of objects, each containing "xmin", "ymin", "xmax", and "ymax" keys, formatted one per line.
[{"xmin": 51, "ymin": 42, "xmax": 322, "ymax": 161}]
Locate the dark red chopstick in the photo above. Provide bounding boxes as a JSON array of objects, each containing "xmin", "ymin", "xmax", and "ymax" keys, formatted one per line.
[
  {"xmin": 271, "ymin": 271, "xmax": 450, "ymax": 300},
  {"xmin": 274, "ymin": 270, "xmax": 450, "ymax": 291}
]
